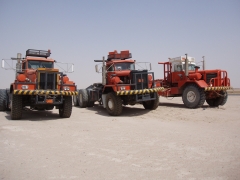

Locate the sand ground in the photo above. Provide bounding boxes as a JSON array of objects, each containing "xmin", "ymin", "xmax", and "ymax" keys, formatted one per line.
[{"xmin": 0, "ymin": 95, "xmax": 240, "ymax": 180}]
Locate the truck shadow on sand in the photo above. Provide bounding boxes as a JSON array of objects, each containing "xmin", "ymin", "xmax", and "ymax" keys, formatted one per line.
[
  {"xmin": 159, "ymin": 102, "xmax": 209, "ymax": 109},
  {"xmin": 76, "ymin": 104, "xmax": 154, "ymax": 117},
  {"xmin": 4, "ymin": 109, "xmax": 60, "ymax": 121}
]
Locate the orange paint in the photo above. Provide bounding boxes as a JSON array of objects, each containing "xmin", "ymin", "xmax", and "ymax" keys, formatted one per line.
[
  {"xmin": 63, "ymin": 76, "xmax": 69, "ymax": 83},
  {"xmin": 17, "ymin": 74, "xmax": 26, "ymax": 82}
]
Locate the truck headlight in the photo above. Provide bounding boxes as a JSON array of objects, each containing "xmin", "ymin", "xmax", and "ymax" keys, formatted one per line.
[
  {"xmin": 21, "ymin": 85, "xmax": 28, "ymax": 90},
  {"xmin": 120, "ymin": 86, "xmax": 125, "ymax": 90},
  {"xmin": 63, "ymin": 86, "xmax": 70, "ymax": 91}
]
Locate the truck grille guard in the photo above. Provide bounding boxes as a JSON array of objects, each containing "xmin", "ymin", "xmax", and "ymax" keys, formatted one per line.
[
  {"xmin": 13, "ymin": 70, "xmax": 78, "ymax": 96},
  {"xmin": 13, "ymin": 90, "xmax": 78, "ymax": 96},
  {"xmin": 204, "ymin": 86, "xmax": 231, "ymax": 91},
  {"xmin": 116, "ymin": 87, "xmax": 164, "ymax": 96}
]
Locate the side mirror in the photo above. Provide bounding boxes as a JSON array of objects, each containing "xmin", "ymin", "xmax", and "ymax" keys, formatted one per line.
[
  {"xmin": 95, "ymin": 64, "xmax": 100, "ymax": 73},
  {"xmin": 1, "ymin": 59, "xmax": 4, "ymax": 68}
]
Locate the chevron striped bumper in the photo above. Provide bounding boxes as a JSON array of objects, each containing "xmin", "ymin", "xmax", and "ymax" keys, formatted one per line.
[
  {"xmin": 13, "ymin": 90, "xmax": 78, "ymax": 96},
  {"xmin": 204, "ymin": 86, "xmax": 231, "ymax": 91},
  {"xmin": 116, "ymin": 87, "xmax": 164, "ymax": 96}
]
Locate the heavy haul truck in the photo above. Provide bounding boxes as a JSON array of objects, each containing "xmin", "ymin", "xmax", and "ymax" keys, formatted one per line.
[
  {"xmin": 73, "ymin": 50, "xmax": 163, "ymax": 116},
  {"xmin": 155, "ymin": 54, "xmax": 231, "ymax": 108},
  {"xmin": 0, "ymin": 49, "xmax": 78, "ymax": 120}
]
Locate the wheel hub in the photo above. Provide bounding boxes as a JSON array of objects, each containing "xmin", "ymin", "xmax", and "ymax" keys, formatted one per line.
[
  {"xmin": 108, "ymin": 99, "xmax": 114, "ymax": 110},
  {"xmin": 187, "ymin": 90, "xmax": 196, "ymax": 102}
]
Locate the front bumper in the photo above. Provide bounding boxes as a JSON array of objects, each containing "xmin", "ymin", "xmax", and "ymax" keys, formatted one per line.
[
  {"xmin": 204, "ymin": 86, "xmax": 231, "ymax": 91},
  {"xmin": 116, "ymin": 87, "xmax": 164, "ymax": 96},
  {"xmin": 13, "ymin": 90, "xmax": 78, "ymax": 96}
]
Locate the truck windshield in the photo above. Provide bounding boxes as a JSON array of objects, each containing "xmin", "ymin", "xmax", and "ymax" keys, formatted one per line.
[
  {"xmin": 114, "ymin": 63, "xmax": 135, "ymax": 71},
  {"xmin": 28, "ymin": 61, "xmax": 53, "ymax": 69},
  {"xmin": 182, "ymin": 64, "xmax": 196, "ymax": 71}
]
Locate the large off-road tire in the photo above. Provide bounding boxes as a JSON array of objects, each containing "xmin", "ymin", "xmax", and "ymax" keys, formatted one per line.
[
  {"xmin": 220, "ymin": 91, "xmax": 228, "ymax": 106},
  {"xmin": 182, "ymin": 84, "xmax": 205, "ymax": 108},
  {"xmin": 59, "ymin": 96, "xmax": 72, "ymax": 118},
  {"xmin": 0, "ymin": 89, "xmax": 8, "ymax": 111},
  {"xmin": 73, "ymin": 95, "xmax": 79, "ymax": 106},
  {"xmin": 79, "ymin": 89, "xmax": 88, "ymax": 108},
  {"xmin": 106, "ymin": 92, "xmax": 122, "ymax": 116},
  {"xmin": 11, "ymin": 94, "xmax": 23, "ymax": 120},
  {"xmin": 142, "ymin": 93, "xmax": 159, "ymax": 110},
  {"xmin": 206, "ymin": 91, "xmax": 228, "ymax": 107}
]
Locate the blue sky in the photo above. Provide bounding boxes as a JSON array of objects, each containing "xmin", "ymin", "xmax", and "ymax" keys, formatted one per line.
[{"xmin": 0, "ymin": 0, "xmax": 239, "ymax": 88}]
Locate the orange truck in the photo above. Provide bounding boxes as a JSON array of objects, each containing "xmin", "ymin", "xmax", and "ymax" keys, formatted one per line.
[
  {"xmin": 0, "ymin": 49, "xmax": 78, "ymax": 119},
  {"xmin": 155, "ymin": 54, "xmax": 231, "ymax": 108},
  {"xmin": 73, "ymin": 50, "xmax": 163, "ymax": 116}
]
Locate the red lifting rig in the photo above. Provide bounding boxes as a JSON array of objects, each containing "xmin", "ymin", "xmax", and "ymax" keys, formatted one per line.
[{"xmin": 155, "ymin": 54, "xmax": 231, "ymax": 108}]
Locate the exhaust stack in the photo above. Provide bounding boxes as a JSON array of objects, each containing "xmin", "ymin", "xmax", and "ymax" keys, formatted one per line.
[
  {"xmin": 185, "ymin": 54, "xmax": 189, "ymax": 76},
  {"xmin": 16, "ymin": 53, "xmax": 22, "ymax": 78},
  {"xmin": 202, "ymin": 56, "xmax": 205, "ymax": 70},
  {"xmin": 102, "ymin": 56, "xmax": 106, "ymax": 85}
]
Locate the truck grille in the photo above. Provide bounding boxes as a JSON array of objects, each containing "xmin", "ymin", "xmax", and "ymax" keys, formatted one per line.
[
  {"xmin": 39, "ymin": 72, "xmax": 58, "ymax": 90},
  {"xmin": 131, "ymin": 70, "xmax": 148, "ymax": 89},
  {"xmin": 206, "ymin": 73, "xmax": 217, "ymax": 83}
]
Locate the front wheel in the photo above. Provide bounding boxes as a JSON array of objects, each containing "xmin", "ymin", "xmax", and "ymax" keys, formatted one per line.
[
  {"xmin": 142, "ymin": 93, "xmax": 159, "ymax": 110},
  {"xmin": 206, "ymin": 91, "xmax": 228, "ymax": 107},
  {"xmin": 106, "ymin": 92, "xmax": 122, "ymax": 116},
  {"xmin": 59, "ymin": 96, "xmax": 72, "ymax": 118},
  {"xmin": 182, "ymin": 84, "xmax": 205, "ymax": 108},
  {"xmin": 11, "ymin": 94, "xmax": 23, "ymax": 120}
]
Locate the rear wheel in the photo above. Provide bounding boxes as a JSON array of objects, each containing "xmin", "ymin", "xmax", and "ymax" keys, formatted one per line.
[
  {"xmin": 79, "ymin": 89, "xmax": 88, "ymax": 108},
  {"xmin": 206, "ymin": 91, "xmax": 228, "ymax": 107},
  {"xmin": 73, "ymin": 95, "xmax": 79, "ymax": 106},
  {"xmin": 59, "ymin": 96, "xmax": 72, "ymax": 118},
  {"xmin": 106, "ymin": 92, "xmax": 122, "ymax": 116},
  {"xmin": 0, "ymin": 89, "xmax": 8, "ymax": 111},
  {"xmin": 11, "ymin": 94, "xmax": 23, "ymax": 120},
  {"xmin": 142, "ymin": 93, "xmax": 159, "ymax": 110},
  {"xmin": 182, "ymin": 84, "xmax": 205, "ymax": 108}
]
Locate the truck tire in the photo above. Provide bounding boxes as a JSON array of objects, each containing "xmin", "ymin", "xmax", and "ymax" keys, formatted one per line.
[
  {"xmin": 142, "ymin": 93, "xmax": 159, "ymax": 110},
  {"xmin": 106, "ymin": 92, "xmax": 122, "ymax": 116},
  {"xmin": 220, "ymin": 91, "xmax": 228, "ymax": 106},
  {"xmin": 182, "ymin": 84, "xmax": 205, "ymax": 108},
  {"xmin": 73, "ymin": 95, "xmax": 79, "ymax": 106},
  {"xmin": 0, "ymin": 89, "xmax": 8, "ymax": 111},
  {"xmin": 59, "ymin": 96, "xmax": 72, "ymax": 118},
  {"xmin": 79, "ymin": 89, "xmax": 88, "ymax": 108},
  {"xmin": 206, "ymin": 91, "xmax": 228, "ymax": 107},
  {"xmin": 11, "ymin": 94, "xmax": 23, "ymax": 120}
]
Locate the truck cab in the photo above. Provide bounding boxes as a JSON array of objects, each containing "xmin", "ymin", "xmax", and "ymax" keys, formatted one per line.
[{"xmin": 170, "ymin": 56, "xmax": 196, "ymax": 72}]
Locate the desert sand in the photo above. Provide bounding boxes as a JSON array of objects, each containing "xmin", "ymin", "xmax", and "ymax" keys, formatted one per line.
[{"xmin": 0, "ymin": 95, "xmax": 240, "ymax": 180}]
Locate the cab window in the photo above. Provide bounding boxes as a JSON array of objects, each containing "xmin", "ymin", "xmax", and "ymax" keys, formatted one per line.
[{"xmin": 28, "ymin": 61, "xmax": 53, "ymax": 69}]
